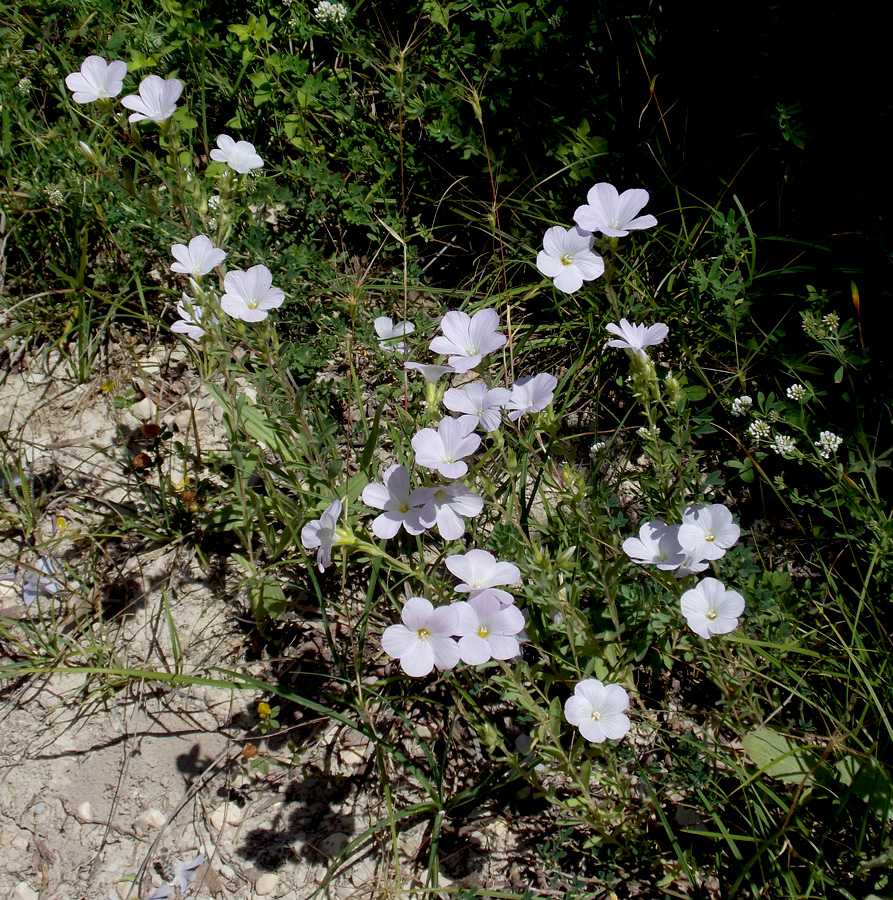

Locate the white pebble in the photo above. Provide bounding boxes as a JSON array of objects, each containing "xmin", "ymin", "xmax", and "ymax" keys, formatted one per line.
[
  {"xmin": 13, "ymin": 883, "xmax": 39, "ymax": 900},
  {"xmin": 76, "ymin": 801, "xmax": 92, "ymax": 823},
  {"xmin": 255, "ymin": 873, "xmax": 279, "ymax": 896},
  {"xmin": 137, "ymin": 808, "xmax": 166, "ymax": 830}
]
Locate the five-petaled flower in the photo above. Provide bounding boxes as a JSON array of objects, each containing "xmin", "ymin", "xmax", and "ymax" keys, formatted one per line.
[
  {"xmin": 622, "ymin": 520, "xmax": 686, "ymax": 570},
  {"xmin": 374, "ymin": 316, "xmax": 415, "ymax": 354},
  {"xmin": 65, "ymin": 56, "xmax": 127, "ymax": 104},
  {"xmin": 429, "ymin": 309, "xmax": 506, "ymax": 373},
  {"xmin": 446, "ymin": 549, "xmax": 520, "ymax": 607},
  {"xmin": 573, "ymin": 183, "xmax": 658, "ymax": 237},
  {"xmin": 606, "ymin": 319, "xmax": 669, "ymax": 357},
  {"xmin": 220, "ymin": 265, "xmax": 285, "ymax": 322},
  {"xmin": 404, "ymin": 361, "xmax": 455, "ymax": 382},
  {"xmin": 564, "ymin": 679, "xmax": 631, "ymax": 743},
  {"xmin": 453, "ymin": 592, "xmax": 526, "ymax": 664},
  {"xmin": 505, "ymin": 373, "xmax": 558, "ymax": 422},
  {"xmin": 121, "ymin": 75, "xmax": 184, "ymax": 123},
  {"xmin": 536, "ymin": 225, "xmax": 605, "ymax": 294},
  {"xmin": 443, "ymin": 383, "xmax": 511, "ymax": 433},
  {"xmin": 170, "ymin": 235, "xmax": 226, "ymax": 279},
  {"xmin": 171, "ymin": 296, "xmax": 216, "ymax": 340},
  {"xmin": 412, "ymin": 417, "xmax": 481, "ymax": 479},
  {"xmin": 301, "ymin": 499, "xmax": 346, "ymax": 571},
  {"xmin": 361, "ymin": 464, "xmax": 435, "ymax": 539},
  {"xmin": 677, "ymin": 503, "xmax": 740, "ymax": 562},
  {"xmin": 429, "ymin": 482, "xmax": 483, "ymax": 540},
  {"xmin": 382, "ymin": 597, "xmax": 460, "ymax": 677},
  {"xmin": 210, "ymin": 134, "xmax": 264, "ymax": 174},
  {"xmin": 680, "ymin": 577, "xmax": 745, "ymax": 639}
]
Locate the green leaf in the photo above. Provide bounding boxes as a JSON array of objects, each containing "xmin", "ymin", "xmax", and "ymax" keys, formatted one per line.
[{"xmin": 742, "ymin": 727, "xmax": 817, "ymax": 785}]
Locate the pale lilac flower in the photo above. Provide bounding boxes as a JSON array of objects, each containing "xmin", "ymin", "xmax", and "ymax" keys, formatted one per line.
[
  {"xmin": 404, "ymin": 361, "xmax": 455, "ymax": 382},
  {"xmin": 680, "ymin": 577, "xmax": 745, "ymax": 639},
  {"xmin": 144, "ymin": 886, "xmax": 172, "ymax": 900},
  {"xmin": 564, "ymin": 679, "xmax": 631, "ymax": 743},
  {"xmin": 430, "ymin": 483, "xmax": 483, "ymax": 540},
  {"xmin": 23, "ymin": 556, "xmax": 61, "ymax": 606},
  {"xmin": 220, "ymin": 265, "xmax": 285, "ymax": 322},
  {"xmin": 453, "ymin": 593, "xmax": 526, "ymax": 664},
  {"xmin": 121, "ymin": 75, "xmax": 184, "ymax": 123},
  {"xmin": 443, "ymin": 383, "xmax": 512, "ymax": 433},
  {"xmin": 301, "ymin": 499, "xmax": 344, "ymax": 572},
  {"xmin": 412, "ymin": 417, "xmax": 481, "ymax": 478},
  {"xmin": 210, "ymin": 134, "xmax": 264, "ymax": 173},
  {"xmin": 361, "ymin": 464, "xmax": 435, "ymax": 538},
  {"xmin": 374, "ymin": 316, "xmax": 415, "ymax": 353},
  {"xmin": 573, "ymin": 183, "xmax": 658, "ymax": 238},
  {"xmin": 171, "ymin": 853, "xmax": 205, "ymax": 895},
  {"xmin": 606, "ymin": 319, "xmax": 668, "ymax": 356},
  {"xmin": 170, "ymin": 235, "xmax": 226, "ymax": 278},
  {"xmin": 505, "ymin": 373, "xmax": 558, "ymax": 422},
  {"xmin": 446, "ymin": 549, "xmax": 519, "ymax": 607},
  {"xmin": 65, "ymin": 56, "xmax": 127, "ymax": 103},
  {"xmin": 674, "ymin": 552, "xmax": 710, "ymax": 579},
  {"xmin": 536, "ymin": 225, "xmax": 605, "ymax": 294},
  {"xmin": 171, "ymin": 296, "xmax": 216, "ymax": 340},
  {"xmin": 622, "ymin": 520, "xmax": 686, "ymax": 570},
  {"xmin": 677, "ymin": 503, "xmax": 740, "ymax": 562},
  {"xmin": 382, "ymin": 597, "xmax": 459, "ymax": 677},
  {"xmin": 429, "ymin": 309, "xmax": 506, "ymax": 373}
]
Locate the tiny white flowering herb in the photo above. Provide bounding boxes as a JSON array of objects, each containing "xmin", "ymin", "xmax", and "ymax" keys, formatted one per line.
[
  {"xmin": 815, "ymin": 430, "xmax": 843, "ymax": 459},
  {"xmin": 770, "ymin": 434, "xmax": 797, "ymax": 456},
  {"xmin": 731, "ymin": 395, "xmax": 753, "ymax": 416},
  {"xmin": 748, "ymin": 420, "xmax": 771, "ymax": 440},
  {"xmin": 786, "ymin": 383, "xmax": 807, "ymax": 401}
]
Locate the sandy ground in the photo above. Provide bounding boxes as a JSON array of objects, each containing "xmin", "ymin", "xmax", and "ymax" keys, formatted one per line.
[{"xmin": 0, "ymin": 341, "xmax": 522, "ymax": 900}]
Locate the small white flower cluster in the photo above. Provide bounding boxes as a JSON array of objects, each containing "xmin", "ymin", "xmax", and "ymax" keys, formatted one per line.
[
  {"xmin": 787, "ymin": 383, "xmax": 807, "ymax": 401},
  {"xmin": 314, "ymin": 1, "xmax": 349, "ymax": 23},
  {"xmin": 589, "ymin": 441, "xmax": 606, "ymax": 458},
  {"xmin": 748, "ymin": 420, "xmax": 771, "ymax": 440},
  {"xmin": 770, "ymin": 434, "xmax": 797, "ymax": 456},
  {"xmin": 815, "ymin": 430, "xmax": 843, "ymax": 459},
  {"xmin": 623, "ymin": 505, "xmax": 745, "ymax": 640},
  {"xmin": 731, "ymin": 395, "xmax": 752, "ymax": 416},
  {"xmin": 536, "ymin": 182, "xmax": 657, "ymax": 294}
]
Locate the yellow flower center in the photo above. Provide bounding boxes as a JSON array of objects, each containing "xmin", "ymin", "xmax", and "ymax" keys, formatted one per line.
[
  {"xmin": 590, "ymin": 710, "xmax": 602, "ymax": 721},
  {"xmin": 477, "ymin": 625, "xmax": 490, "ymax": 638},
  {"xmin": 560, "ymin": 253, "xmax": 574, "ymax": 267},
  {"xmin": 416, "ymin": 627, "xmax": 431, "ymax": 641},
  {"xmin": 246, "ymin": 298, "xmax": 259, "ymax": 309},
  {"xmin": 706, "ymin": 609, "xmax": 717, "ymax": 621},
  {"xmin": 399, "ymin": 502, "xmax": 410, "ymax": 514},
  {"xmin": 704, "ymin": 531, "xmax": 716, "ymax": 543}
]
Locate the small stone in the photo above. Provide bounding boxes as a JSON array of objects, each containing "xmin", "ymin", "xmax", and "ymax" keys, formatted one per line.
[
  {"xmin": 137, "ymin": 808, "xmax": 166, "ymax": 830},
  {"xmin": 13, "ymin": 883, "xmax": 39, "ymax": 900},
  {"xmin": 218, "ymin": 864, "xmax": 236, "ymax": 881},
  {"xmin": 11, "ymin": 835, "xmax": 29, "ymax": 850},
  {"xmin": 76, "ymin": 801, "xmax": 92, "ymax": 823},
  {"xmin": 31, "ymin": 802, "xmax": 47, "ymax": 815},
  {"xmin": 318, "ymin": 832, "xmax": 349, "ymax": 859},
  {"xmin": 255, "ymin": 873, "xmax": 279, "ymax": 896},
  {"xmin": 209, "ymin": 802, "xmax": 243, "ymax": 830}
]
